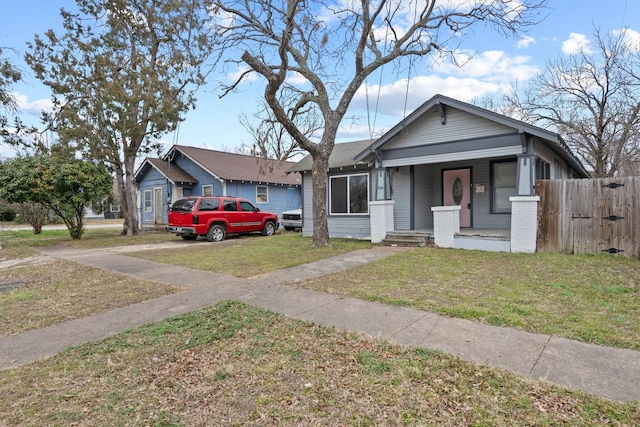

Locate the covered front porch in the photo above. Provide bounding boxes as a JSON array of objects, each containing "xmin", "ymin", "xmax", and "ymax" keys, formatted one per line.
[
  {"xmin": 381, "ymin": 228, "xmax": 511, "ymax": 251},
  {"xmin": 371, "ymin": 196, "xmax": 538, "ymax": 253}
]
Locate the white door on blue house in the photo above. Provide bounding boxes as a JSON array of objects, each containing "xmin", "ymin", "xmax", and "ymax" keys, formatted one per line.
[
  {"xmin": 443, "ymin": 168, "xmax": 471, "ymax": 227},
  {"xmin": 154, "ymin": 188, "xmax": 163, "ymax": 224}
]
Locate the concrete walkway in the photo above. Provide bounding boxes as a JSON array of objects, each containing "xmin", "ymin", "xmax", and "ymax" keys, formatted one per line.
[{"xmin": 1, "ymin": 244, "xmax": 639, "ymax": 402}]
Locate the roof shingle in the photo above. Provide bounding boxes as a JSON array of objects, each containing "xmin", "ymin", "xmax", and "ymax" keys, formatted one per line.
[{"xmin": 173, "ymin": 145, "xmax": 301, "ymax": 186}]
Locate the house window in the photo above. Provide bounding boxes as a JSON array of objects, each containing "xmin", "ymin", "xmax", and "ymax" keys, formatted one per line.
[
  {"xmin": 330, "ymin": 173, "xmax": 369, "ymax": 215},
  {"xmin": 202, "ymin": 185, "xmax": 213, "ymax": 196},
  {"xmin": 536, "ymin": 158, "xmax": 551, "ymax": 179},
  {"xmin": 491, "ymin": 161, "xmax": 516, "ymax": 214},
  {"xmin": 256, "ymin": 185, "xmax": 268, "ymax": 203},
  {"xmin": 144, "ymin": 190, "xmax": 152, "ymax": 212},
  {"xmin": 555, "ymin": 161, "xmax": 563, "ymax": 179}
]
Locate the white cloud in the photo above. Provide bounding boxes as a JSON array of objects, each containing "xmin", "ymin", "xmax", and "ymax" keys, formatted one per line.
[
  {"xmin": 351, "ymin": 75, "xmax": 501, "ymax": 118},
  {"xmin": 562, "ymin": 33, "xmax": 592, "ymax": 54},
  {"xmin": 431, "ymin": 49, "xmax": 538, "ymax": 82},
  {"xmin": 613, "ymin": 28, "xmax": 640, "ymax": 52},
  {"xmin": 286, "ymin": 71, "xmax": 309, "ymax": 86},
  {"xmin": 517, "ymin": 35, "xmax": 536, "ymax": 49},
  {"xmin": 13, "ymin": 92, "xmax": 53, "ymax": 116},
  {"xmin": 226, "ymin": 66, "xmax": 259, "ymax": 84}
]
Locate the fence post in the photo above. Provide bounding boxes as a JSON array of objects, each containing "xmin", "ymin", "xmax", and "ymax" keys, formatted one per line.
[{"xmin": 510, "ymin": 196, "xmax": 540, "ymax": 253}]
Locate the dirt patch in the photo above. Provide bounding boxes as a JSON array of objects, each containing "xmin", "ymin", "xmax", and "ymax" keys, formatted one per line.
[{"xmin": 0, "ymin": 254, "xmax": 53, "ymax": 271}]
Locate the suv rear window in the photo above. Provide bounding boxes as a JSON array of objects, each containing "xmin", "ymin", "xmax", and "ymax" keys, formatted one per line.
[{"xmin": 170, "ymin": 198, "xmax": 197, "ymax": 212}]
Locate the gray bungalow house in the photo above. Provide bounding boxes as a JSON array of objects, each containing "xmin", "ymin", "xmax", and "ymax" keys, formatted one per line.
[
  {"xmin": 289, "ymin": 94, "xmax": 589, "ymax": 251},
  {"xmin": 135, "ymin": 145, "xmax": 302, "ymax": 228}
]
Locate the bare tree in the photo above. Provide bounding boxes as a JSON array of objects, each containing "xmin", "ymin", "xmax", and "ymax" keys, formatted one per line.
[
  {"xmin": 240, "ymin": 93, "xmax": 322, "ymax": 160},
  {"xmin": 507, "ymin": 28, "xmax": 640, "ymax": 177},
  {"xmin": 239, "ymin": 95, "xmax": 318, "ymax": 161},
  {"xmin": 211, "ymin": 0, "xmax": 547, "ymax": 246}
]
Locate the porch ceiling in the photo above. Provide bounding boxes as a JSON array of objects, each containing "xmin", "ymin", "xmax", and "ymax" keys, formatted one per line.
[{"xmin": 381, "ymin": 146, "xmax": 521, "ymax": 168}]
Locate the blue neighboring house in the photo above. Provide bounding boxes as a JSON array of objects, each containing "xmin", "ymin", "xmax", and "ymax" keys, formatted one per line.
[{"xmin": 135, "ymin": 145, "xmax": 302, "ymax": 229}]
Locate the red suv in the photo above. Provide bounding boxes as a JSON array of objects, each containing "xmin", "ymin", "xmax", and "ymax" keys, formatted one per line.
[{"xmin": 166, "ymin": 196, "xmax": 279, "ymax": 242}]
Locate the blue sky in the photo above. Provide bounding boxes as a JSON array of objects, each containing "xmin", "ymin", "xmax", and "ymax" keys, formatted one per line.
[{"xmin": 1, "ymin": 0, "xmax": 639, "ymax": 160}]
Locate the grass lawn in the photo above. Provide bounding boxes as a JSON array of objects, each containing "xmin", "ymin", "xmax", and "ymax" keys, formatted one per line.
[
  {"xmin": 0, "ymin": 227, "xmax": 173, "ymax": 260},
  {"xmin": 124, "ymin": 235, "xmax": 639, "ymax": 350},
  {"xmin": 1, "ymin": 230, "xmax": 639, "ymax": 425},
  {"xmin": 289, "ymin": 247, "xmax": 640, "ymax": 350},
  {"xmin": 1, "ymin": 301, "xmax": 638, "ymax": 426},
  {"xmin": 126, "ymin": 233, "xmax": 373, "ymax": 278},
  {"xmin": 0, "ymin": 260, "xmax": 180, "ymax": 337}
]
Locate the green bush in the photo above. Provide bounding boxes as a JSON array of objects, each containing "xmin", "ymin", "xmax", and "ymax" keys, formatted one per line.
[{"xmin": 0, "ymin": 206, "xmax": 17, "ymax": 221}]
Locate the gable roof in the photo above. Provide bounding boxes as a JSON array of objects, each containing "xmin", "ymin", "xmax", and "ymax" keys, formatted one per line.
[
  {"xmin": 169, "ymin": 145, "xmax": 301, "ymax": 186},
  {"xmin": 353, "ymin": 94, "xmax": 588, "ymax": 177},
  {"xmin": 135, "ymin": 158, "xmax": 198, "ymax": 184},
  {"xmin": 287, "ymin": 139, "xmax": 373, "ymax": 172}
]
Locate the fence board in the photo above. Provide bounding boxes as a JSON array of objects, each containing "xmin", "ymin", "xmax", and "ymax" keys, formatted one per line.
[{"xmin": 536, "ymin": 176, "xmax": 640, "ymax": 258}]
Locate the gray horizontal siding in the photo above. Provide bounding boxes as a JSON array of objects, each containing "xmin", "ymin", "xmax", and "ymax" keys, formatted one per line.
[
  {"xmin": 392, "ymin": 166, "xmax": 411, "ymax": 230},
  {"xmin": 301, "ymin": 170, "xmax": 372, "ymax": 239},
  {"xmin": 413, "ymin": 164, "xmax": 434, "ymax": 229},
  {"xmin": 385, "ymin": 107, "xmax": 515, "ymax": 149}
]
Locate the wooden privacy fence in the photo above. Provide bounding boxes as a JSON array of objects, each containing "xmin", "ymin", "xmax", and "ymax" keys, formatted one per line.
[{"xmin": 536, "ymin": 176, "xmax": 639, "ymax": 258}]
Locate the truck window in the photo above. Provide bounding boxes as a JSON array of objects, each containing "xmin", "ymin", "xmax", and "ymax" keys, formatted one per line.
[{"xmin": 223, "ymin": 200, "xmax": 238, "ymax": 211}]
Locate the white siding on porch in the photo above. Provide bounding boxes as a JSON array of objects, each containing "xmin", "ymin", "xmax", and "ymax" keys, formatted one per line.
[{"xmin": 384, "ymin": 108, "xmax": 516, "ymax": 150}]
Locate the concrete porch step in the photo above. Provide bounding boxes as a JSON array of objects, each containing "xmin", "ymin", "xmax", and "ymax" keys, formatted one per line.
[{"xmin": 381, "ymin": 231, "xmax": 432, "ymax": 247}]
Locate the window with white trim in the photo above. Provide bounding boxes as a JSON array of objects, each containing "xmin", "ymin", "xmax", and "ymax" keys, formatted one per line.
[
  {"xmin": 144, "ymin": 190, "xmax": 152, "ymax": 212},
  {"xmin": 491, "ymin": 161, "xmax": 516, "ymax": 214},
  {"xmin": 330, "ymin": 173, "xmax": 369, "ymax": 214},
  {"xmin": 256, "ymin": 185, "xmax": 268, "ymax": 203},
  {"xmin": 202, "ymin": 185, "xmax": 213, "ymax": 196}
]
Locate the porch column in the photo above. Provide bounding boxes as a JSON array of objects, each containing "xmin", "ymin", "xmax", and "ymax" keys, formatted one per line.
[
  {"xmin": 369, "ymin": 200, "xmax": 395, "ymax": 243},
  {"xmin": 516, "ymin": 155, "xmax": 535, "ymax": 196},
  {"xmin": 375, "ymin": 168, "xmax": 391, "ymax": 200},
  {"xmin": 431, "ymin": 205, "xmax": 461, "ymax": 248},
  {"xmin": 510, "ymin": 196, "xmax": 540, "ymax": 253}
]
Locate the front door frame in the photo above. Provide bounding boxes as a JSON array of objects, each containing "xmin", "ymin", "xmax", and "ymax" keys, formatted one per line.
[
  {"xmin": 441, "ymin": 167, "xmax": 472, "ymax": 228},
  {"xmin": 154, "ymin": 187, "xmax": 163, "ymax": 224}
]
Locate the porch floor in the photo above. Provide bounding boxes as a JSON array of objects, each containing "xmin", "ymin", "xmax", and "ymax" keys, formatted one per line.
[{"xmin": 415, "ymin": 228, "xmax": 511, "ymax": 239}]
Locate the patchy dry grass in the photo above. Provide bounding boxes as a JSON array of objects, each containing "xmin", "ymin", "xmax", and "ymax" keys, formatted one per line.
[
  {"xmin": 0, "ymin": 260, "xmax": 180, "ymax": 337},
  {"xmin": 0, "ymin": 228, "xmax": 174, "ymax": 259},
  {"xmin": 127, "ymin": 233, "xmax": 372, "ymax": 277},
  {"xmin": 292, "ymin": 247, "xmax": 640, "ymax": 350},
  {"xmin": 1, "ymin": 302, "xmax": 638, "ymax": 426}
]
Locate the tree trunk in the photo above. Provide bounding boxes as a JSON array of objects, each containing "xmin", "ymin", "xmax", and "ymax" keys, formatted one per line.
[
  {"xmin": 311, "ymin": 152, "xmax": 330, "ymax": 247},
  {"xmin": 114, "ymin": 160, "xmax": 140, "ymax": 236},
  {"xmin": 123, "ymin": 154, "xmax": 140, "ymax": 236}
]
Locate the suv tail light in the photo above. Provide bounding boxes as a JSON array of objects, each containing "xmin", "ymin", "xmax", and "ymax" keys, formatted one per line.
[{"xmin": 192, "ymin": 214, "xmax": 199, "ymax": 224}]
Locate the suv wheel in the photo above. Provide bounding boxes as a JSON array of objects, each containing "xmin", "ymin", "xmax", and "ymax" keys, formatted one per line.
[
  {"xmin": 206, "ymin": 224, "xmax": 226, "ymax": 242},
  {"xmin": 262, "ymin": 221, "xmax": 276, "ymax": 236}
]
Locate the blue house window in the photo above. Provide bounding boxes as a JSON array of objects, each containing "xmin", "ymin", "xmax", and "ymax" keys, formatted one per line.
[
  {"xmin": 256, "ymin": 185, "xmax": 268, "ymax": 203},
  {"xmin": 330, "ymin": 173, "xmax": 369, "ymax": 215},
  {"xmin": 143, "ymin": 190, "xmax": 152, "ymax": 212}
]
